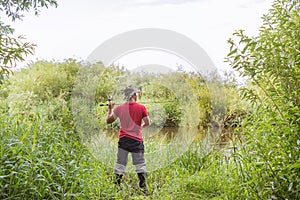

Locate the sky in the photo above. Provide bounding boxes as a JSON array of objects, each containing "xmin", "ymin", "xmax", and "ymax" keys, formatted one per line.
[{"xmin": 3, "ymin": 0, "xmax": 273, "ymax": 73}]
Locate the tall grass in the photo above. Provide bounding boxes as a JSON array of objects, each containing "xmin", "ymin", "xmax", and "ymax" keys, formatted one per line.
[
  {"xmin": 0, "ymin": 60, "xmax": 251, "ymax": 199},
  {"xmin": 1, "ymin": 59, "xmax": 285, "ymax": 199},
  {"xmin": 0, "ymin": 111, "xmax": 116, "ymax": 199},
  {"xmin": 1, "ymin": 103, "xmax": 245, "ymax": 199}
]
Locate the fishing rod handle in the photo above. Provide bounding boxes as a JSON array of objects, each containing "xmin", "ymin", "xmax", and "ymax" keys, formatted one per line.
[{"xmin": 99, "ymin": 102, "xmax": 116, "ymax": 106}]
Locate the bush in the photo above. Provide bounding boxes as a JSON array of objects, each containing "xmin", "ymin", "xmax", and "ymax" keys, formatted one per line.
[{"xmin": 226, "ymin": 0, "xmax": 300, "ymax": 198}]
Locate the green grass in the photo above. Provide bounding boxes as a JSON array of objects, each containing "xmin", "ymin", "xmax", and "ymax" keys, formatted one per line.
[
  {"xmin": 1, "ymin": 57, "xmax": 298, "ymax": 199},
  {"xmin": 1, "ymin": 102, "xmax": 298, "ymax": 199},
  {"xmin": 0, "ymin": 113, "xmax": 241, "ymax": 200},
  {"xmin": 0, "ymin": 112, "xmax": 240, "ymax": 199}
]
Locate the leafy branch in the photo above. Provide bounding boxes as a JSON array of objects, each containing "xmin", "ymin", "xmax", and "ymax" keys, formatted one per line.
[
  {"xmin": 0, "ymin": 0, "xmax": 58, "ymax": 21},
  {"xmin": 0, "ymin": 0, "xmax": 58, "ymax": 83}
]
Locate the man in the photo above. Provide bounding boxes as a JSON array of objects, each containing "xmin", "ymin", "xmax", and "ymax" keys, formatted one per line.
[{"xmin": 106, "ymin": 85, "xmax": 150, "ymax": 194}]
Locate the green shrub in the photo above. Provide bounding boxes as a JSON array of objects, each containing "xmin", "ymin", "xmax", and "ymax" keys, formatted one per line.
[
  {"xmin": 226, "ymin": 0, "xmax": 300, "ymax": 198},
  {"xmin": 0, "ymin": 114, "xmax": 116, "ymax": 199}
]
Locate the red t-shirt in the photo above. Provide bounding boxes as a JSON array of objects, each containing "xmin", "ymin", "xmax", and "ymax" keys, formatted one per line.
[{"xmin": 113, "ymin": 102, "xmax": 148, "ymax": 142}]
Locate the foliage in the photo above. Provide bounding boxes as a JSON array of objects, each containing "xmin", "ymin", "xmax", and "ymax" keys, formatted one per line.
[
  {"xmin": 0, "ymin": 0, "xmax": 58, "ymax": 21},
  {"xmin": 0, "ymin": 35, "xmax": 35, "ymax": 83},
  {"xmin": 9, "ymin": 59, "xmax": 80, "ymax": 98},
  {"xmin": 0, "ymin": 58, "xmax": 248, "ymax": 199},
  {"xmin": 226, "ymin": 0, "xmax": 300, "ymax": 198},
  {"xmin": 142, "ymin": 81, "xmax": 181, "ymax": 127},
  {"xmin": 95, "ymin": 64, "xmax": 127, "ymax": 103},
  {"xmin": 1, "ymin": 0, "xmax": 299, "ymax": 199},
  {"xmin": 0, "ymin": 0, "xmax": 57, "ymax": 83},
  {"xmin": 7, "ymin": 59, "xmax": 81, "ymax": 129},
  {"xmin": 0, "ymin": 113, "xmax": 115, "ymax": 199}
]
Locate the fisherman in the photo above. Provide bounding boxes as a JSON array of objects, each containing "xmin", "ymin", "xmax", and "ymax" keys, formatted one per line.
[{"xmin": 106, "ymin": 85, "xmax": 151, "ymax": 195}]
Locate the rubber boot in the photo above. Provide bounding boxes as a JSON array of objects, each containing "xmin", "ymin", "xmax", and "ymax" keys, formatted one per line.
[
  {"xmin": 137, "ymin": 173, "xmax": 147, "ymax": 196},
  {"xmin": 115, "ymin": 174, "xmax": 123, "ymax": 191}
]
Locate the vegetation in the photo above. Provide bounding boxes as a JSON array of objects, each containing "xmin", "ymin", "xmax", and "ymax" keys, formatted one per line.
[
  {"xmin": 0, "ymin": 0, "xmax": 299, "ymax": 199},
  {"xmin": 226, "ymin": 0, "xmax": 300, "ymax": 198},
  {"xmin": 0, "ymin": 0, "xmax": 58, "ymax": 83}
]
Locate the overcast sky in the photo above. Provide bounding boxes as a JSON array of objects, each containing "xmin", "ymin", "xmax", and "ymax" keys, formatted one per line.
[{"xmin": 4, "ymin": 0, "xmax": 273, "ymax": 72}]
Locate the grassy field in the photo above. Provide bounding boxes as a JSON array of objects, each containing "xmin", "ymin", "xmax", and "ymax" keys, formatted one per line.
[
  {"xmin": 1, "ymin": 56, "xmax": 299, "ymax": 199},
  {"xmin": 0, "ymin": 112, "xmax": 241, "ymax": 199},
  {"xmin": 1, "ymin": 0, "xmax": 299, "ymax": 199}
]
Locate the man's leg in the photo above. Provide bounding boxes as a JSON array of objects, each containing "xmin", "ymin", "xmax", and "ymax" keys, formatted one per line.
[
  {"xmin": 114, "ymin": 148, "xmax": 129, "ymax": 188},
  {"xmin": 132, "ymin": 152, "xmax": 147, "ymax": 194}
]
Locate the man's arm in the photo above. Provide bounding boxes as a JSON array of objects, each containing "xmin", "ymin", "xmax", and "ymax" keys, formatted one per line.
[
  {"xmin": 142, "ymin": 116, "xmax": 150, "ymax": 128},
  {"xmin": 106, "ymin": 101, "xmax": 117, "ymax": 124}
]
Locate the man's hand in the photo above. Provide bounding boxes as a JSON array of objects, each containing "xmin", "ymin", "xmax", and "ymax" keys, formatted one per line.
[
  {"xmin": 106, "ymin": 101, "xmax": 116, "ymax": 124},
  {"xmin": 142, "ymin": 116, "xmax": 151, "ymax": 128},
  {"xmin": 108, "ymin": 101, "xmax": 115, "ymax": 109}
]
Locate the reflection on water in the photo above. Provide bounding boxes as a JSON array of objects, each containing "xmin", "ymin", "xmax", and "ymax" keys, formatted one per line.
[
  {"xmin": 145, "ymin": 126, "xmax": 199, "ymax": 172},
  {"xmin": 143, "ymin": 127, "xmax": 178, "ymax": 140}
]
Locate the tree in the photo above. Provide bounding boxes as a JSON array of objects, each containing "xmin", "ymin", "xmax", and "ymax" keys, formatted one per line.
[
  {"xmin": 0, "ymin": 0, "xmax": 57, "ymax": 84},
  {"xmin": 226, "ymin": 0, "xmax": 300, "ymax": 198},
  {"xmin": 227, "ymin": 0, "xmax": 300, "ymax": 127}
]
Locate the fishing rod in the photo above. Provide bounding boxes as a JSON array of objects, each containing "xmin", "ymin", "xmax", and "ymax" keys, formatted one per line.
[{"xmin": 99, "ymin": 98, "xmax": 175, "ymax": 107}]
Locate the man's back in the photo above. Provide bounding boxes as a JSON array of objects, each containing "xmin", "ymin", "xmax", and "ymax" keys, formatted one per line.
[{"xmin": 114, "ymin": 102, "xmax": 148, "ymax": 142}]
